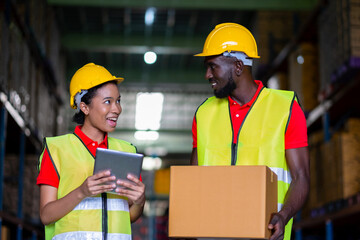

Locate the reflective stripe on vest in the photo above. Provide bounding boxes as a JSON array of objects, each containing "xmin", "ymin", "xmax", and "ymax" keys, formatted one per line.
[
  {"xmin": 270, "ymin": 167, "xmax": 292, "ymax": 185},
  {"xmin": 74, "ymin": 197, "xmax": 130, "ymax": 212},
  {"xmin": 196, "ymin": 87, "xmax": 296, "ymax": 240},
  {"xmin": 41, "ymin": 134, "xmax": 136, "ymax": 240},
  {"xmin": 52, "ymin": 232, "xmax": 131, "ymax": 240}
]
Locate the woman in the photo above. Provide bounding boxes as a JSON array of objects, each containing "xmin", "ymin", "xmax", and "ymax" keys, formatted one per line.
[{"xmin": 37, "ymin": 63, "xmax": 145, "ymax": 240}]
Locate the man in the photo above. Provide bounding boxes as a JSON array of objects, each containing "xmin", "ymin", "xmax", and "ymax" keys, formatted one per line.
[{"xmin": 190, "ymin": 23, "xmax": 310, "ymax": 240}]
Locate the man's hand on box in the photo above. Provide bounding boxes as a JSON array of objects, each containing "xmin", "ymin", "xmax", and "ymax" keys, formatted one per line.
[{"xmin": 268, "ymin": 212, "xmax": 285, "ymax": 240}]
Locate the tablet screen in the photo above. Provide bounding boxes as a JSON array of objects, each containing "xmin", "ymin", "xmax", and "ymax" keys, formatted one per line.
[{"xmin": 94, "ymin": 148, "xmax": 144, "ymax": 192}]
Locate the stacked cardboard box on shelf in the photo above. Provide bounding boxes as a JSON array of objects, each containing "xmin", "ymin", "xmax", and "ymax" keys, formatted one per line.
[
  {"xmin": 337, "ymin": 132, "xmax": 360, "ymax": 198},
  {"xmin": 320, "ymin": 136, "xmax": 344, "ymax": 203},
  {"xmin": 345, "ymin": 116, "xmax": 360, "ymax": 132},
  {"xmin": 341, "ymin": 118, "xmax": 360, "ymax": 198},
  {"xmin": 304, "ymin": 118, "xmax": 360, "ymax": 216},
  {"xmin": 303, "ymin": 131, "xmax": 324, "ymax": 217},
  {"xmin": 1, "ymin": 226, "xmax": 10, "ymax": 240},
  {"xmin": 324, "ymin": 119, "xmax": 360, "ymax": 201},
  {"xmin": 321, "ymin": 119, "xmax": 360, "ymax": 201}
]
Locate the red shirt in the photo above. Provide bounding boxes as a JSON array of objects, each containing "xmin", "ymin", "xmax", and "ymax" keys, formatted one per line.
[
  {"xmin": 37, "ymin": 125, "xmax": 109, "ymax": 188},
  {"xmin": 192, "ymin": 80, "xmax": 308, "ymax": 149}
]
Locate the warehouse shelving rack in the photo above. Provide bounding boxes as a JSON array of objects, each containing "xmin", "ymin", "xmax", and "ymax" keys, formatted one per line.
[
  {"xmin": 0, "ymin": 0, "xmax": 66, "ymax": 239},
  {"xmin": 0, "ymin": 106, "xmax": 45, "ymax": 240},
  {"xmin": 259, "ymin": 0, "xmax": 360, "ymax": 238},
  {"xmin": 293, "ymin": 67, "xmax": 360, "ymax": 240}
]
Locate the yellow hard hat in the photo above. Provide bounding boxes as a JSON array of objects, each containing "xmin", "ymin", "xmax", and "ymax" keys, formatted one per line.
[
  {"xmin": 195, "ymin": 23, "xmax": 260, "ymax": 58},
  {"xmin": 69, "ymin": 63, "xmax": 124, "ymax": 109}
]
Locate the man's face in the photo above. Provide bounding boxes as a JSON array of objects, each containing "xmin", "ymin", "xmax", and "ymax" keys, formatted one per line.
[{"xmin": 204, "ymin": 55, "xmax": 236, "ymax": 98}]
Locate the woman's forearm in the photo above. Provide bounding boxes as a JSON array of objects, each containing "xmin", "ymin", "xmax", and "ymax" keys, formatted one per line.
[
  {"xmin": 40, "ymin": 186, "xmax": 86, "ymax": 225},
  {"xmin": 129, "ymin": 203, "xmax": 144, "ymax": 223}
]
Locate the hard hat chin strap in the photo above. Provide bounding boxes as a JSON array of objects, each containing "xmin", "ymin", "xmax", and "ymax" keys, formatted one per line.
[
  {"xmin": 223, "ymin": 51, "xmax": 253, "ymax": 66},
  {"xmin": 74, "ymin": 90, "xmax": 88, "ymax": 111}
]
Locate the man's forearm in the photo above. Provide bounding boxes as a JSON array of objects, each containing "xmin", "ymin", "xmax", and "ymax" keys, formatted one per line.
[{"xmin": 278, "ymin": 173, "xmax": 310, "ymax": 223}]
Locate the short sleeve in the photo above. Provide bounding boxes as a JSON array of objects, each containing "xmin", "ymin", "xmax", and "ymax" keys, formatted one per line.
[
  {"xmin": 285, "ymin": 101, "xmax": 308, "ymax": 149},
  {"xmin": 37, "ymin": 148, "xmax": 60, "ymax": 188},
  {"xmin": 192, "ymin": 116, "xmax": 197, "ymax": 149}
]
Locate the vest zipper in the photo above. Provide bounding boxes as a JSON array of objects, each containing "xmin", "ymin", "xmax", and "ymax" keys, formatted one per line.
[
  {"xmin": 232, "ymin": 86, "xmax": 265, "ymax": 166},
  {"xmin": 102, "ymin": 193, "xmax": 108, "ymax": 240},
  {"xmin": 228, "ymin": 99, "xmax": 236, "ymax": 166},
  {"xmin": 231, "ymin": 143, "xmax": 237, "ymax": 165}
]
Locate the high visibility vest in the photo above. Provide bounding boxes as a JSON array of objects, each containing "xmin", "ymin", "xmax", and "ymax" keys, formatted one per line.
[
  {"xmin": 39, "ymin": 133, "xmax": 136, "ymax": 240},
  {"xmin": 196, "ymin": 87, "xmax": 296, "ymax": 240}
]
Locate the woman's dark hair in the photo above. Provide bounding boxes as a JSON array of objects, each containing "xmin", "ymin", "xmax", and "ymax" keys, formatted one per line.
[{"xmin": 72, "ymin": 80, "xmax": 118, "ymax": 124}]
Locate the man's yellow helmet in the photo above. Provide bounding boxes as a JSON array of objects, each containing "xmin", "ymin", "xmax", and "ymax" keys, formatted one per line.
[
  {"xmin": 195, "ymin": 23, "xmax": 260, "ymax": 58},
  {"xmin": 69, "ymin": 63, "xmax": 124, "ymax": 109}
]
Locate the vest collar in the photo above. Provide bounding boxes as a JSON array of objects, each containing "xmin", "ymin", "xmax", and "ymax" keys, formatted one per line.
[
  {"xmin": 74, "ymin": 125, "xmax": 108, "ymax": 148},
  {"xmin": 228, "ymin": 80, "xmax": 264, "ymax": 107}
]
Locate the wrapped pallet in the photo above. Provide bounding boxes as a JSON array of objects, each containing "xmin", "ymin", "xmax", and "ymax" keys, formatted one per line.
[{"xmin": 289, "ymin": 42, "xmax": 320, "ymax": 112}]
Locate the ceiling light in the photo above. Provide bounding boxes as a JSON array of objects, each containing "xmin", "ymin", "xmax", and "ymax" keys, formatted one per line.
[
  {"xmin": 144, "ymin": 51, "xmax": 157, "ymax": 64},
  {"xmin": 134, "ymin": 131, "xmax": 159, "ymax": 141},
  {"xmin": 142, "ymin": 156, "xmax": 162, "ymax": 171},
  {"xmin": 268, "ymin": 76, "xmax": 280, "ymax": 90},
  {"xmin": 297, "ymin": 55, "xmax": 304, "ymax": 64},
  {"xmin": 135, "ymin": 92, "xmax": 164, "ymax": 130},
  {"xmin": 145, "ymin": 7, "xmax": 156, "ymax": 26}
]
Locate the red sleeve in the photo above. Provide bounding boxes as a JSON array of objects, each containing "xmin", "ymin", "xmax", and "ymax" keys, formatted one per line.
[
  {"xmin": 192, "ymin": 116, "xmax": 197, "ymax": 149},
  {"xmin": 285, "ymin": 101, "xmax": 308, "ymax": 149},
  {"xmin": 36, "ymin": 148, "xmax": 60, "ymax": 188}
]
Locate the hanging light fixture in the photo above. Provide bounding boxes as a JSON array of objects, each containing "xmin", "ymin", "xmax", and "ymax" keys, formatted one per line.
[
  {"xmin": 145, "ymin": 7, "xmax": 156, "ymax": 26},
  {"xmin": 144, "ymin": 51, "xmax": 157, "ymax": 64}
]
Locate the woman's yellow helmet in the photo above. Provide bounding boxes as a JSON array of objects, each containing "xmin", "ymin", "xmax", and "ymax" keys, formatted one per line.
[{"xmin": 69, "ymin": 63, "xmax": 124, "ymax": 109}]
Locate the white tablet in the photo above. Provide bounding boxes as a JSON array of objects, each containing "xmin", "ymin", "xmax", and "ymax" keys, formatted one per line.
[{"xmin": 93, "ymin": 148, "xmax": 143, "ymax": 192}]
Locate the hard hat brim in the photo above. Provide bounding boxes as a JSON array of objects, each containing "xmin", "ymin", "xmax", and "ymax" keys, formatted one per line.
[
  {"xmin": 114, "ymin": 77, "xmax": 125, "ymax": 84},
  {"xmin": 194, "ymin": 52, "xmax": 221, "ymax": 57},
  {"xmin": 194, "ymin": 51, "xmax": 260, "ymax": 58},
  {"xmin": 70, "ymin": 77, "xmax": 125, "ymax": 109}
]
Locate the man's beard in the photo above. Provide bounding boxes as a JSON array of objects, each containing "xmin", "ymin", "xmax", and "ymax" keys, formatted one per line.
[{"xmin": 214, "ymin": 74, "xmax": 236, "ymax": 98}]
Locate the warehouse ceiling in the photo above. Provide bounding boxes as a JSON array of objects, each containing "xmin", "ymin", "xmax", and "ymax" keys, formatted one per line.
[{"xmin": 46, "ymin": 0, "xmax": 318, "ymax": 157}]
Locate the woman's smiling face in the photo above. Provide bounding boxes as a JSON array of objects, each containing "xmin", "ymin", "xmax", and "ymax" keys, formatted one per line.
[{"xmin": 83, "ymin": 82, "xmax": 122, "ymax": 133}]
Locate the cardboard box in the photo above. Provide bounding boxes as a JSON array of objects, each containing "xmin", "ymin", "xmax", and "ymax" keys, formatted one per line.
[
  {"xmin": 168, "ymin": 166, "xmax": 278, "ymax": 239},
  {"xmin": 154, "ymin": 168, "xmax": 170, "ymax": 195},
  {"xmin": 1, "ymin": 225, "xmax": 10, "ymax": 240}
]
